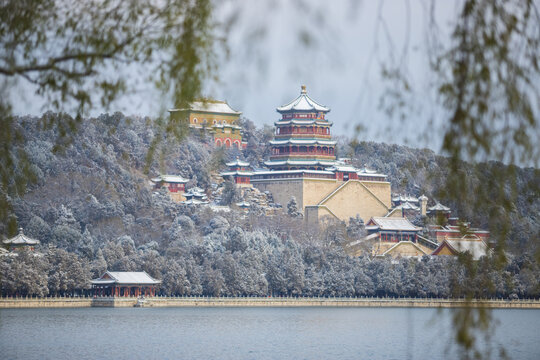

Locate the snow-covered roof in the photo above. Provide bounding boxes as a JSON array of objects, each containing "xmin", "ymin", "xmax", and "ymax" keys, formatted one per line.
[
  {"xmin": 369, "ymin": 217, "xmax": 421, "ymax": 232},
  {"xmin": 326, "ymin": 165, "xmax": 358, "ymax": 173},
  {"xmin": 276, "ymin": 85, "xmax": 330, "ymax": 113},
  {"xmin": 151, "ymin": 175, "xmax": 188, "ymax": 183},
  {"xmin": 357, "ymin": 167, "xmax": 387, "ymax": 178},
  {"xmin": 439, "ymin": 239, "xmax": 488, "ymax": 260},
  {"xmin": 185, "ymin": 187, "xmax": 205, "ymax": 194},
  {"xmin": 3, "ymin": 228, "xmax": 40, "ymax": 246},
  {"xmin": 181, "ymin": 199, "xmax": 209, "ymax": 205},
  {"xmin": 264, "ymin": 159, "xmax": 336, "ymax": 167},
  {"xmin": 275, "ymin": 119, "xmax": 333, "ymax": 126},
  {"xmin": 226, "ymin": 158, "xmax": 250, "ymax": 167},
  {"xmin": 220, "ymin": 171, "xmax": 254, "ymax": 177},
  {"xmin": 428, "ymin": 202, "xmax": 451, "ymax": 212},
  {"xmin": 270, "ymin": 139, "xmax": 336, "ymax": 146},
  {"xmin": 92, "ymin": 271, "xmax": 161, "ymax": 285},
  {"xmin": 392, "ymin": 194, "xmax": 419, "ymax": 203},
  {"xmin": 184, "ymin": 187, "xmax": 208, "ymax": 201},
  {"xmin": 236, "ymin": 201, "xmax": 251, "ymax": 208},
  {"xmin": 418, "ymin": 194, "xmax": 428, "ymax": 201},
  {"xmin": 212, "ymin": 124, "xmax": 242, "ymax": 130},
  {"xmin": 395, "ymin": 201, "xmax": 420, "ymax": 211},
  {"xmin": 252, "ymin": 169, "xmax": 335, "ymax": 176},
  {"xmin": 169, "ymin": 100, "xmax": 241, "ymax": 115}
]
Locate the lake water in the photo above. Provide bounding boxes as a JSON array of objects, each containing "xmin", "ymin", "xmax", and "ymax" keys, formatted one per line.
[{"xmin": 0, "ymin": 307, "xmax": 538, "ymax": 359}]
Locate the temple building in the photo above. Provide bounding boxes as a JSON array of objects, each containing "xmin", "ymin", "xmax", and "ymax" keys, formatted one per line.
[
  {"xmin": 220, "ymin": 86, "xmax": 393, "ymax": 224},
  {"xmin": 220, "ymin": 158, "xmax": 253, "ymax": 187},
  {"xmin": 2, "ymin": 228, "xmax": 40, "ymax": 251},
  {"xmin": 151, "ymin": 174, "xmax": 189, "ymax": 202},
  {"xmin": 169, "ymin": 99, "xmax": 246, "ymax": 149},
  {"xmin": 207, "ymin": 85, "xmax": 491, "ymax": 259},
  {"xmin": 427, "ymin": 202, "xmax": 451, "ymax": 220},
  {"xmin": 265, "ymin": 85, "xmax": 336, "ymax": 170},
  {"xmin": 431, "ymin": 235, "xmax": 489, "ymax": 260},
  {"xmin": 427, "ymin": 220, "xmax": 490, "ymax": 244},
  {"xmin": 181, "ymin": 187, "xmax": 209, "ymax": 205},
  {"xmin": 91, "ymin": 271, "xmax": 161, "ymax": 297},
  {"xmin": 366, "ymin": 217, "xmax": 422, "ymax": 243},
  {"xmin": 364, "ymin": 217, "xmax": 437, "ymax": 258}
]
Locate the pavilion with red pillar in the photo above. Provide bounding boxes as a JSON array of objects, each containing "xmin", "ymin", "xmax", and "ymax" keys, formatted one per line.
[{"xmin": 91, "ymin": 271, "xmax": 161, "ymax": 297}]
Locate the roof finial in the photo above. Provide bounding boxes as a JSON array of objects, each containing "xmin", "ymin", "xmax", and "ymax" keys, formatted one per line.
[
  {"xmin": 18, "ymin": 227, "xmax": 23, "ymax": 234},
  {"xmin": 301, "ymin": 85, "xmax": 306, "ymax": 94}
]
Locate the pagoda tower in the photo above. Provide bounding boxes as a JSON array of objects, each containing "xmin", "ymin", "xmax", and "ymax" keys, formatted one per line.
[{"xmin": 264, "ymin": 85, "xmax": 337, "ymax": 170}]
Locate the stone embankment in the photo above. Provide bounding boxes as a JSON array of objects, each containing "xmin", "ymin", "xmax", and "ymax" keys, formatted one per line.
[
  {"xmin": 0, "ymin": 297, "xmax": 93, "ymax": 308},
  {"xmin": 1, "ymin": 296, "xmax": 540, "ymax": 309}
]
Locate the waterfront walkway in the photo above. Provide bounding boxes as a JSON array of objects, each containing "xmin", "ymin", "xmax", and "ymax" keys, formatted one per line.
[{"xmin": 1, "ymin": 296, "xmax": 539, "ymax": 309}]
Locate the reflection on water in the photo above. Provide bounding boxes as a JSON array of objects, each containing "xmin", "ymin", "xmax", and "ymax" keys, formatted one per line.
[{"xmin": 0, "ymin": 307, "xmax": 538, "ymax": 359}]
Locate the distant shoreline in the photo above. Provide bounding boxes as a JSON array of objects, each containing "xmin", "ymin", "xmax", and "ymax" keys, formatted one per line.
[{"xmin": 1, "ymin": 297, "xmax": 540, "ymax": 309}]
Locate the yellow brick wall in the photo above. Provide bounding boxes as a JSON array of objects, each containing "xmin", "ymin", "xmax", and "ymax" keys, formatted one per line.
[
  {"xmin": 361, "ymin": 181, "xmax": 392, "ymax": 208},
  {"xmin": 387, "ymin": 208, "xmax": 403, "ymax": 218},
  {"xmin": 213, "ymin": 127, "xmax": 243, "ymax": 141},
  {"xmin": 302, "ymin": 179, "xmax": 340, "ymax": 206},
  {"xmin": 435, "ymin": 244, "xmax": 456, "ymax": 256},
  {"xmin": 318, "ymin": 180, "xmax": 390, "ymax": 223},
  {"xmin": 253, "ymin": 178, "xmax": 391, "ymax": 224},
  {"xmin": 379, "ymin": 242, "xmax": 427, "ymax": 257},
  {"xmin": 189, "ymin": 112, "xmax": 239, "ymax": 126}
]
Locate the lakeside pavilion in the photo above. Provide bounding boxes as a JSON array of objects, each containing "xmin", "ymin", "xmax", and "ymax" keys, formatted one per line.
[{"xmin": 91, "ymin": 271, "xmax": 161, "ymax": 297}]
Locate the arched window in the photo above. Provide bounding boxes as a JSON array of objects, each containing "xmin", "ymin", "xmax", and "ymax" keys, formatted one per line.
[
  {"xmin": 215, "ymin": 139, "xmax": 222, "ymax": 147},
  {"xmin": 225, "ymin": 139, "xmax": 232, "ymax": 148},
  {"xmin": 193, "ymin": 118, "xmax": 198, "ymax": 123}
]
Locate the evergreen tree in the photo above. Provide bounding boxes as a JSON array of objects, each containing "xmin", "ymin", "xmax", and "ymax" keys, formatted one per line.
[{"xmin": 287, "ymin": 197, "xmax": 302, "ymax": 218}]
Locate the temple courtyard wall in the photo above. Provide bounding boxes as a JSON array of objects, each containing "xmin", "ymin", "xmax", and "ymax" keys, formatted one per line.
[
  {"xmin": 315, "ymin": 180, "xmax": 391, "ymax": 222},
  {"xmin": 252, "ymin": 178, "xmax": 392, "ymax": 224}
]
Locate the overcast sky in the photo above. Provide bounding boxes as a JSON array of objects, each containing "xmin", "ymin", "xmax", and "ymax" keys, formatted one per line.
[{"xmin": 11, "ymin": 0, "xmax": 460, "ymax": 152}]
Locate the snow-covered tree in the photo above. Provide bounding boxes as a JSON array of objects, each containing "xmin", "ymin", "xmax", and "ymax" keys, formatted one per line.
[{"xmin": 287, "ymin": 197, "xmax": 302, "ymax": 218}]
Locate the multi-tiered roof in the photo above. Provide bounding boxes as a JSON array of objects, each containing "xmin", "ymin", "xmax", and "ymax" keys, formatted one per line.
[
  {"xmin": 265, "ymin": 85, "xmax": 337, "ymax": 170},
  {"xmin": 3, "ymin": 228, "xmax": 40, "ymax": 250}
]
